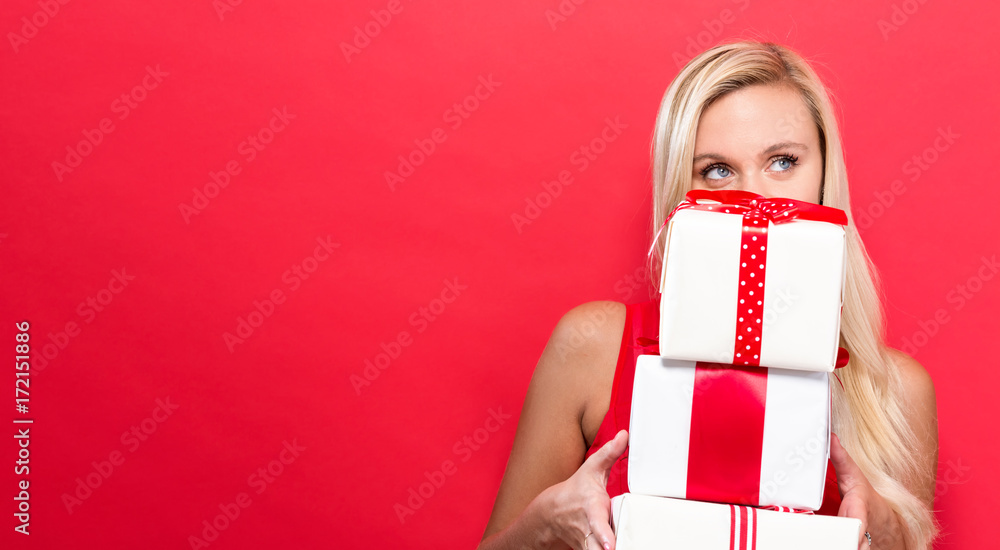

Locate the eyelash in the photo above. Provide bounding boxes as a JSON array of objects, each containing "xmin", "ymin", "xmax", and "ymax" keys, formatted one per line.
[{"xmin": 698, "ymin": 154, "xmax": 800, "ymax": 178}]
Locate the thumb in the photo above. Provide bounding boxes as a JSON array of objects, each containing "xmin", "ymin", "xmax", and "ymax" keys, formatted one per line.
[
  {"xmin": 829, "ymin": 432, "xmax": 865, "ymax": 496},
  {"xmin": 584, "ymin": 430, "xmax": 628, "ymax": 482}
]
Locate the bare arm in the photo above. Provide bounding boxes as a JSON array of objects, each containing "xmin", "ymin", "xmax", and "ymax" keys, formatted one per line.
[{"xmin": 477, "ymin": 301, "xmax": 626, "ymax": 550}]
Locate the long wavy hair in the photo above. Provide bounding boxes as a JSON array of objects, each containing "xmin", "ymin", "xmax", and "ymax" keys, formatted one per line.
[{"xmin": 647, "ymin": 40, "xmax": 937, "ymax": 549}]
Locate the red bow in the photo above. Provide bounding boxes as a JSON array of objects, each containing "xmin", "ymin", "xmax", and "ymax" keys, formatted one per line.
[
  {"xmin": 648, "ymin": 189, "xmax": 848, "ymax": 259},
  {"xmin": 669, "ymin": 189, "xmax": 848, "ymax": 226}
]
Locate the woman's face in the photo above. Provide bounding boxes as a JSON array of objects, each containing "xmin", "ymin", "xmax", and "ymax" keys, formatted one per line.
[{"xmin": 690, "ymin": 84, "xmax": 824, "ymax": 204}]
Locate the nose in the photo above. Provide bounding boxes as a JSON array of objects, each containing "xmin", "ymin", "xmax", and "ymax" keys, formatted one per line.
[{"xmin": 734, "ymin": 174, "xmax": 772, "ymax": 198}]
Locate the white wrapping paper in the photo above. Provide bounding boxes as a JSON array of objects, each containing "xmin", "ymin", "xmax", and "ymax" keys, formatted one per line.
[
  {"xmin": 628, "ymin": 355, "xmax": 831, "ymax": 510},
  {"xmin": 611, "ymin": 493, "xmax": 861, "ymax": 550},
  {"xmin": 658, "ymin": 208, "xmax": 846, "ymax": 372}
]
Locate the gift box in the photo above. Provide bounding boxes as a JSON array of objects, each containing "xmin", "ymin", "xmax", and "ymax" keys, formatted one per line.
[
  {"xmin": 657, "ymin": 190, "xmax": 848, "ymax": 372},
  {"xmin": 628, "ymin": 354, "xmax": 831, "ymax": 510},
  {"xmin": 611, "ymin": 493, "xmax": 861, "ymax": 550}
]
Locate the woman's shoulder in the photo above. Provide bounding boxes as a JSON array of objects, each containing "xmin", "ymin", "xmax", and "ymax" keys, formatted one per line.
[
  {"xmin": 883, "ymin": 347, "xmax": 938, "ymax": 507},
  {"xmin": 545, "ymin": 301, "xmax": 628, "ymax": 368},
  {"xmin": 533, "ymin": 300, "xmax": 628, "ymax": 398},
  {"xmin": 884, "ymin": 347, "xmax": 936, "ymax": 402},
  {"xmin": 543, "ymin": 301, "xmax": 628, "ymax": 444},
  {"xmin": 551, "ymin": 301, "xmax": 627, "ymax": 341}
]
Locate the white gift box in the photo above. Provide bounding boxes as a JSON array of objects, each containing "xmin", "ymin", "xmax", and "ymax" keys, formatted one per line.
[
  {"xmin": 658, "ymin": 205, "xmax": 847, "ymax": 372},
  {"xmin": 611, "ymin": 493, "xmax": 861, "ymax": 550},
  {"xmin": 628, "ymin": 355, "xmax": 831, "ymax": 510}
]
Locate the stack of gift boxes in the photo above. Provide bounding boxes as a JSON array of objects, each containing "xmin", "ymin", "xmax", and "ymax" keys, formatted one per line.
[{"xmin": 610, "ymin": 190, "xmax": 862, "ymax": 550}]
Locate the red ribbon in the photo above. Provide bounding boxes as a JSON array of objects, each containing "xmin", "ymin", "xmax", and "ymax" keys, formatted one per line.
[
  {"xmin": 763, "ymin": 505, "xmax": 815, "ymax": 515},
  {"xmin": 729, "ymin": 504, "xmax": 757, "ymax": 550},
  {"xmin": 666, "ymin": 189, "xmax": 849, "ymax": 227},
  {"xmin": 734, "ymin": 207, "xmax": 769, "ymax": 366},
  {"xmin": 728, "ymin": 504, "xmax": 815, "ymax": 549},
  {"xmin": 834, "ymin": 347, "xmax": 850, "ymax": 369},
  {"xmin": 687, "ymin": 362, "xmax": 767, "ymax": 507}
]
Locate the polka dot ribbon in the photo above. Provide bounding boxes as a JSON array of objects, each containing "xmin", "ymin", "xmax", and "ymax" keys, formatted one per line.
[
  {"xmin": 650, "ymin": 189, "xmax": 850, "ymax": 368},
  {"xmin": 735, "ymin": 208, "xmax": 769, "ymax": 366}
]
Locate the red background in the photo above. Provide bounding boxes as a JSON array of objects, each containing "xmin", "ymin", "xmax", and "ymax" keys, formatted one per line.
[{"xmin": 2, "ymin": 1, "xmax": 997, "ymax": 548}]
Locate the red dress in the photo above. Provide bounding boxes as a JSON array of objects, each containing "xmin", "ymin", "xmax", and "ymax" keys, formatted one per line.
[{"xmin": 583, "ymin": 296, "xmax": 843, "ymax": 516}]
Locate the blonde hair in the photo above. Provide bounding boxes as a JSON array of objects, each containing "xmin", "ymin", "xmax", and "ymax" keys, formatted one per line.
[{"xmin": 647, "ymin": 40, "xmax": 937, "ymax": 548}]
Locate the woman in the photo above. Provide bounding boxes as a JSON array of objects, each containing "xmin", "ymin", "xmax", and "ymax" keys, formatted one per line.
[{"xmin": 477, "ymin": 41, "xmax": 938, "ymax": 550}]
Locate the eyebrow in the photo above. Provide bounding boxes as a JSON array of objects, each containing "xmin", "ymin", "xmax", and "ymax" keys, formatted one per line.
[{"xmin": 692, "ymin": 142, "xmax": 808, "ymax": 164}]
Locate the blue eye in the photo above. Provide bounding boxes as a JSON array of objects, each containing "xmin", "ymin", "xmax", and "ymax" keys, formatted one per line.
[
  {"xmin": 769, "ymin": 155, "xmax": 799, "ymax": 172},
  {"xmin": 702, "ymin": 165, "xmax": 731, "ymax": 180}
]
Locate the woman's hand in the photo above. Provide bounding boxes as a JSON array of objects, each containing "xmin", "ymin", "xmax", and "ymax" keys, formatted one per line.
[
  {"xmin": 830, "ymin": 433, "xmax": 906, "ymax": 550},
  {"xmin": 534, "ymin": 429, "xmax": 629, "ymax": 550}
]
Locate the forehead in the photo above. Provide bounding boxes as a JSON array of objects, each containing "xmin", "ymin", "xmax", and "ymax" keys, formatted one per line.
[{"xmin": 693, "ymin": 84, "xmax": 817, "ymax": 156}]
